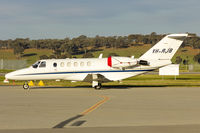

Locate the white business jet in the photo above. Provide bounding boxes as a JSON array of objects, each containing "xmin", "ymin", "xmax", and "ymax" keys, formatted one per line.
[{"xmin": 5, "ymin": 34, "xmax": 188, "ymax": 90}]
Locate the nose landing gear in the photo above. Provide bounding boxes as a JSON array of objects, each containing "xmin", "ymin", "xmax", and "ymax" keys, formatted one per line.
[
  {"xmin": 23, "ymin": 82, "xmax": 29, "ymax": 90},
  {"xmin": 92, "ymin": 81, "xmax": 102, "ymax": 90}
]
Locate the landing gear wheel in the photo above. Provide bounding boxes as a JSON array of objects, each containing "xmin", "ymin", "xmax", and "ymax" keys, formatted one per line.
[
  {"xmin": 94, "ymin": 83, "xmax": 102, "ymax": 90},
  {"xmin": 23, "ymin": 83, "xmax": 29, "ymax": 90}
]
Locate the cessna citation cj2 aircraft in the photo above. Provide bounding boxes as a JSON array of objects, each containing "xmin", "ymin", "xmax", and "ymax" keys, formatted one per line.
[{"xmin": 5, "ymin": 34, "xmax": 188, "ymax": 90}]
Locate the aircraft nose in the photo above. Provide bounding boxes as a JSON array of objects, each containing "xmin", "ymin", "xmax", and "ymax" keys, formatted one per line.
[{"xmin": 5, "ymin": 72, "xmax": 14, "ymax": 80}]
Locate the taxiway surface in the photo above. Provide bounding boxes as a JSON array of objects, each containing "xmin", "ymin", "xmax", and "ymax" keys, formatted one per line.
[{"xmin": 0, "ymin": 86, "xmax": 200, "ymax": 132}]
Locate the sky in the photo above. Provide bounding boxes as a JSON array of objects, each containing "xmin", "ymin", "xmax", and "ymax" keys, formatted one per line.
[{"xmin": 0, "ymin": 0, "xmax": 200, "ymax": 40}]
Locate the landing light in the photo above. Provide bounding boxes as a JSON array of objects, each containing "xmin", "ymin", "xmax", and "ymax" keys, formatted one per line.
[{"xmin": 3, "ymin": 79, "xmax": 9, "ymax": 83}]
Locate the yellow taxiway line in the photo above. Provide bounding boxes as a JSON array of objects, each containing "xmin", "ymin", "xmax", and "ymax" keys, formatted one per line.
[{"xmin": 80, "ymin": 95, "xmax": 110, "ymax": 115}]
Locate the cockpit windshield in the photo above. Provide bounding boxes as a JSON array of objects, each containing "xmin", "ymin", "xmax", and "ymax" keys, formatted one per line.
[{"xmin": 32, "ymin": 61, "xmax": 41, "ymax": 68}]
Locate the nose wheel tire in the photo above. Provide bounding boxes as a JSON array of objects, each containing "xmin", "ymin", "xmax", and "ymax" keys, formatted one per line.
[{"xmin": 23, "ymin": 83, "xmax": 29, "ymax": 90}]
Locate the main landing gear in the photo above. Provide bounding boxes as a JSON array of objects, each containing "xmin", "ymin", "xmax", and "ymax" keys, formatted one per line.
[
  {"xmin": 92, "ymin": 81, "xmax": 102, "ymax": 90},
  {"xmin": 94, "ymin": 83, "xmax": 102, "ymax": 90},
  {"xmin": 23, "ymin": 82, "xmax": 29, "ymax": 90}
]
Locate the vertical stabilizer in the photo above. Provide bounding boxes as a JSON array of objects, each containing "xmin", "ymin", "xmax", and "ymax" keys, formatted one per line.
[{"xmin": 140, "ymin": 34, "xmax": 188, "ymax": 60}]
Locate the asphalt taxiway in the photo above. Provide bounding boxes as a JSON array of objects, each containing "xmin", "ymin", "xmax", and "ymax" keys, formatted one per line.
[{"xmin": 0, "ymin": 86, "xmax": 200, "ymax": 133}]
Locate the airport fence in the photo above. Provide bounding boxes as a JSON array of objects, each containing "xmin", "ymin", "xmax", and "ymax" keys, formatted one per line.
[
  {"xmin": 0, "ymin": 59, "xmax": 27, "ymax": 70},
  {"xmin": 181, "ymin": 64, "xmax": 200, "ymax": 72}
]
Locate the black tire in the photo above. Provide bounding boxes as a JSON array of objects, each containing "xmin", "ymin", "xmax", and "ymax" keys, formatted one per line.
[
  {"xmin": 94, "ymin": 83, "xmax": 102, "ymax": 90},
  {"xmin": 23, "ymin": 84, "xmax": 29, "ymax": 90}
]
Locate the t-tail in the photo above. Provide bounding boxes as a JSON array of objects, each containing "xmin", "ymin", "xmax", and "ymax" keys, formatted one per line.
[
  {"xmin": 140, "ymin": 34, "xmax": 188, "ymax": 60},
  {"xmin": 139, "ymin": 34, "xmax": 188, "ymax": 67}
]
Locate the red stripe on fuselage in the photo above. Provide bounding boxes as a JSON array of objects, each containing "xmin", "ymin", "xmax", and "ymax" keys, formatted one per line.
[{"xmin": 108, "ymin": 56, "xmax": 112, "ymax": 67}]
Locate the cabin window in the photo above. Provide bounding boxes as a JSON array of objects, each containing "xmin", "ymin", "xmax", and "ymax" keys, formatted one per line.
[
  {"xmin": 80, "ymin": 62, "xmax": 84, "ymax": 67},
  {"xmin": 39, "ymin": 61, "xmax": 46, "ymax": 68},
  {"xmin": 32, "ymin": 61, "xmax": 40, "ymax": 68},
  {"xmin": 60, "ymin": 62, "xmax": 64, "ymax": 67},
  {"xmin": 74, "ymin": 62, "xmax": 78, "ymax": 67},
  {"xmin": 87, "ymin": 61, "xmax": 91, "ymax": 66},
  {"xmin": 53, "ymin": 63, "xmax": 57, "ymax": 67},
  {"xmin": 67, "ymin": 62, "xmax": 71, "ymax": 67}
]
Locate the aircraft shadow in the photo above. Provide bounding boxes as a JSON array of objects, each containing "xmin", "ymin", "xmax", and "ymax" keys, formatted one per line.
[
  {"xmin": 30, "ymin": 86, "xmax": 91, "ymax": 89},
  {"xmin": 53, "ymin": 114, "xmax": 85, "ymax": 128},
  {"xmin": 30, "ymin": 85, "xmax": 167, "ymax": 90},
  {"xmin": 102, "ymin": 85, "xmax": 167, "ymax": 89}
]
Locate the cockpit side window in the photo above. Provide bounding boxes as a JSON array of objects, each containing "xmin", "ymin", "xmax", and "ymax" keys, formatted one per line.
[
  {"xmin": 32, "ymin": 61, "xmax": 41, "ymax": 68},
  {"xmin": 39, "ymin": 61, "xmax": 46, "ymax": 68}
]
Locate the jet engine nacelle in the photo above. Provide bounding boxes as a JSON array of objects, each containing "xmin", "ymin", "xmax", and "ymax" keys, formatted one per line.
[{"xmin": 107, "ymin": 56, "xmax": 138, "ymax": 68}]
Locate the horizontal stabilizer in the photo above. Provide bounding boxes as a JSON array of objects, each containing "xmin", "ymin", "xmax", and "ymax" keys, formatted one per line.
[{"xmin": 167, "ymin": 34, "xmax": 188, "ymax": 40}]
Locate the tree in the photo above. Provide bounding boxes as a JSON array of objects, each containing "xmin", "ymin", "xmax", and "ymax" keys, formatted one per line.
[
  {"xmin": 193, "ymin": 53, "xmax": 200, "ymax": 63},
  {"xmin": 183, "ymin": 59, "xmax": 189, "ymax": 65},
  {"xmin": 51, "ymin": 41, "xmax": 62, "ymax": 58},
  {"xmin": 175, "ymin": 56, "xmax": 182, "ymax": 64},
  {"xmin": 198, "ymin": 58, "xmax": 200, "ymax": 64},
  {"xmin": 39, "ymin": 55, "xmax": 49, "ymax": 59},
  {"xmin": 53, "ymin": 49, "xmax": 62, "ymax": 58},
  {"xmin": 13, "ymin": 42, "xmax": 25, "ymax": 58},
  {"xmin": 49, "ymin": 55, "xmax": 56, "ymax": 59},
  {"xmin": 60, "ymin": 54, "xmax": 68, "ymax": 59},
  {"xmin": 1, "ymin": 33, "xmax": 200, "ymax": 60}
]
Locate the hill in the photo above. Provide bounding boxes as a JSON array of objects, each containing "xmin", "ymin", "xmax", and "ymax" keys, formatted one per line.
[{"xmin": 0, "ymin": 45, "xmax": 199, "ymax": 71}]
